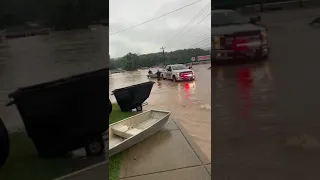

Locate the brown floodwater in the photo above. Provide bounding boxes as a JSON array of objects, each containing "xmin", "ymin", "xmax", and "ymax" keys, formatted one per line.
[
  {"xmin": 109, "ymin": 64, "xmax": 211, "ymax": 162},
  {"xmin": 0, "ymin": 26, "xmax": 108, "ymax": 132},
  {"xmin": 212, "ymin": 7, "xmax": 320, "ymax": 179}
]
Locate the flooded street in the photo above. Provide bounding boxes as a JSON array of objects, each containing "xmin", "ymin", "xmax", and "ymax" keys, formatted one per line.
[
  {"xmin": 110, "ymin": 64, "xmax": 211, "ymax": 162},
  {"xmin": 213, "ymin": 8, "xmax": 320, "ymax": 179},
  {"xmin": 0, "ymin": 27, "xmax": 108, "ymax": 132}
]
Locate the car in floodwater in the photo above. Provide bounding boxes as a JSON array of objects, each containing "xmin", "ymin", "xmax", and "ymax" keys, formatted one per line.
[
  {"xmin": 162, "ymin": 64, "xmax": 195, "ymax": 82},
  {"xmin": 212, "ymin": 9, "xmax": 269, "ymax": 63}
]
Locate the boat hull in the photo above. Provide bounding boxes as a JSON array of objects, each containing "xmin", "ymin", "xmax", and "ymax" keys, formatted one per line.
[{"xmin": 109, "ymin": 110, "xmax": 170, "ymax": 157}]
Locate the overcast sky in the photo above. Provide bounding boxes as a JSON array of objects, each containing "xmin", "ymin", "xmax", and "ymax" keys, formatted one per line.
[{"xmin": 109, "ymin": 0, "xmax": 211, "ymax": 58}]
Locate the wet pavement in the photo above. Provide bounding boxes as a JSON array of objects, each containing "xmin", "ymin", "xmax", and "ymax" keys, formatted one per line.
[
  {"xmin": 213, "ymin": 7, "xmax": 320, "ymax": 179},
  {"xmin": 118, "ymin": 119, "xmax": 210, "ymax": 179}
]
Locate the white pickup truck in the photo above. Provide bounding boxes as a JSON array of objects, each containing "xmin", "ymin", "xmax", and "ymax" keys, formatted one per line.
[{"xmin": 162, "ymin": 64, "xmax": 195, "ymax": 82}]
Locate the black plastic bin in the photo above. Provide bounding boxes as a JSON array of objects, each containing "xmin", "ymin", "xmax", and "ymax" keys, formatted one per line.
[
  {"xmin": 112, "ymin": 81, "xmax": 155, "ymax": 112},
  {"xmin": 7, "ymin": 68, "xmax": 110, "ymax": 158}
]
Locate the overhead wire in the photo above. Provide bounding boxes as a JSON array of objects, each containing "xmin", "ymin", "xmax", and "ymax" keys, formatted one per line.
[
  {"xmin": 177, "ymin": 12, "xmax": 210, "ymax": 42},
  {"xmin": 199, "ymin": 42, "xmax": 211, "ymax": 49},
  {"xmin": 188, "ymin": 36, "xmax": 210, "ymax": 48},
  {"xmin": 194, "ymin": 40, "xmax": 211, "ymax": 49},
  {"xmin": 163, "ymin": 1, "xmax": 211, "ymax": 47},
  {"xmin": 110, "ymin": 0, "xmax": 203, "ymax": 36}
]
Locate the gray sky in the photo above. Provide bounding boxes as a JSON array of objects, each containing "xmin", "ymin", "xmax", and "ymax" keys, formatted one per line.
[{"xmin": 109, "ymin": 0, "xmax": 211, "ymax": 58}]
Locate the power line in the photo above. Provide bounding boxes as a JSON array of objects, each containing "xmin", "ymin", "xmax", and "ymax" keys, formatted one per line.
[
  {"xmin": 189, "ymin": 40, "xmax": 210, "ymax": 49},
  {"xmin": 194, "ymin": 40, "xmax": 211, "ymax": 48},
  {"xmin": 110, "ymin": 0, "xmax": 203, "ymax": 36},
  {"xmin": 199, "ymin": 42, "xmax": 211, "ymax": 49},
  {"xmin": 188, "ymin": 36, "xmax": 210, "ymax": 48},
  {"xmin": 163, "ymin": 1, "xmax": 211, "ymax": 47},
  {"xmin": 177, "ymin": 12, "xmax": 210, "ymax": 41}
]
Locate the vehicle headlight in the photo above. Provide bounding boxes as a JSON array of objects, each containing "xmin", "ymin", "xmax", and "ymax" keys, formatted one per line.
[{"xmin": 261, "ymin": 30, "xmax": 268, "ymax": 44}]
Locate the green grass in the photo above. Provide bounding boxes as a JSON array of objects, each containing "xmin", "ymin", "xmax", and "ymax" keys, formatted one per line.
[
  {"xmin": 0, "ymin": 103, "xmax": 135, "ymax": 180},
  {"xmin": 109, "ymin": 104, "xmax": 135, "ymax": 180},
  {"xmin": 0, "ymin": 132, "xmax": 72, "ymax": 180}
]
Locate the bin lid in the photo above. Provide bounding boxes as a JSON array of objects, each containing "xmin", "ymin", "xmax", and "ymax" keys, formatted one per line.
[
  {"xmin": 112, "ymin": 81, "xmax": 155, "ymax": 93},
  {"xmin": 9, "ymin": 68, "xmax": 109, "ymax": 98}
]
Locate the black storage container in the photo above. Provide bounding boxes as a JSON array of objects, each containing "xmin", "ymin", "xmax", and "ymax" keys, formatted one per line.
[
  {"xmin": 112, "ymin": 81, "xmax": 155, "ymax": 112},
  {"xmin": 0, "ymin": 118, "xmax": 9, "ymax": 168},
  {"xmin": 7, "ymin": 68, "xmax": 109, "ymax": 157}
]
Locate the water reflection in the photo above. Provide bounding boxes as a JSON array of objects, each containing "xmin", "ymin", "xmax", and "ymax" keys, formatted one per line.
[{"xmin": 213, "ymin": 61, "xmax": 279, "ymax": 177}]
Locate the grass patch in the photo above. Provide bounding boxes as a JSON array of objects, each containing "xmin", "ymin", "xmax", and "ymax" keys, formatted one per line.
[
  {"xmin": 109, "ymin": 104, "xmax": 135, "ymax": 180},
  {"xmin": 0, "ymin": 132, "xmax": 71, "ymax": 180}
]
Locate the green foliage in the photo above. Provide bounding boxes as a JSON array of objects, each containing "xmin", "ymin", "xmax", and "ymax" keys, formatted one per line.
[
  {"xmin": 110, "ymin": 48, "xmax": 210, "ymax": 70},
  {"xmin": 109, "ymin": 104, "xmax": 135, "ymax": 180},
  {"xmin": 0, "ymin": 132, "xmax": 71, "ymax": 180}
]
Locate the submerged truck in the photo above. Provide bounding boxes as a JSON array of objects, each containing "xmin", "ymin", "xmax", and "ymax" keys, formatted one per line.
[{"xmin": 212, "ymin": 9, "xmax": 269, "ymax": 63}]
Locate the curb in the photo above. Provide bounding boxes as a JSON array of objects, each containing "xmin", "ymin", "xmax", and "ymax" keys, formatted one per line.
[{"xmin": 53, "ymin": 160, "xmax": 108, "ymax": 180}]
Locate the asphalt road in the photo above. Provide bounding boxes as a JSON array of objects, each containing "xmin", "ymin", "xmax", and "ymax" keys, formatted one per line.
[{"xmin": 213, "ymin": 7, "xmax": 320, "ymax": 180}]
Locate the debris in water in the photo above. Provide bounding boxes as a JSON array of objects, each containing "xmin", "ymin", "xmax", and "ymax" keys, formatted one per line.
[{"xmin": 200, "ymin": 104, "xmax": 211, "ymax": 110}]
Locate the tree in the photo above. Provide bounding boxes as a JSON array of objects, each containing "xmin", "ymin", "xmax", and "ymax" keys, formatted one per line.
[
  {"xmin": 122, "ymin": 53, "xmax": 139, "ymax": 71},
  {"xmin": 110, "ymin": 48, "xmax": 210, "ymax": 70}
]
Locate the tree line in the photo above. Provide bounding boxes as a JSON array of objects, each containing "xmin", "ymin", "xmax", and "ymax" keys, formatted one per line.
[
  {"xmin": 0, "ymin": 0, "xmax": 108, "ymax": 30},
  {"xmin": 110, "ymin": 48, "xmax": 210, "ymax": 71}
]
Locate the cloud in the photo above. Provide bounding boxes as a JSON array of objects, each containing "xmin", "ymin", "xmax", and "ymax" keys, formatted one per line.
[{"xmin": 109, "ymin": 0, "xmax": 211, "ymax": 58}]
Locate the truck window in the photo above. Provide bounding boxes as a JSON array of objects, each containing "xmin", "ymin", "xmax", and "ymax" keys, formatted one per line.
[{"xmin": 172, "ymin": 64, "xmax": 188, "ymax": 70}]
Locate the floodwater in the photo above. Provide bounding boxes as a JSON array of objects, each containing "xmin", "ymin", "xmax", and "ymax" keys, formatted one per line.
[
  {"xmin": 0, "ymin": 26, "xmax": 109, "ymax": 132},
  {"xmin": 213, "ymin": 7, "xmax": 320, "ymax": 179},
  {"xmin": 109, "ymin": 64, "xmax": 212, "ymax": 162}
]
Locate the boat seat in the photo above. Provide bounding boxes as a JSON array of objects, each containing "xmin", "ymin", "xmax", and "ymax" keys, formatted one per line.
[
  {"xmin": 124, "ymin": 128, "xmax": 143, "ymax": 138},
  {"xmin": 111, "ymin": 125, "xmax": 143, "ymax": 138},
  {"xmin": 111, "ymin": 125, "xmax": 130, "ymax": 138}
]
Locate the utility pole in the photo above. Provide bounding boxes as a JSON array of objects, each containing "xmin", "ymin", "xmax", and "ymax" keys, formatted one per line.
[{"xmin": 160, "ymin": 46, "xmax": 166, "ymax": 65}]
